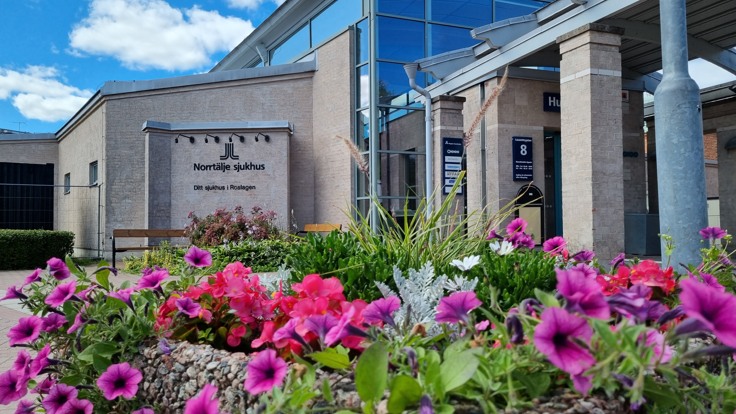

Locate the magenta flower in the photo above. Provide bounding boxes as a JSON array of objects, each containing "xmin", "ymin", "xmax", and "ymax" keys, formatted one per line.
[
  {"xmin": 136, "ymin": 269, "xmax": 169, "ymax": 290},
  {"xmin": 572, "ymin": 250, "xmax": 595, "ymax": 262},
  {"xmin": 699, "ymin": 226, "xmax": 727, "ymax": 241},
  {"xmin": 419, "ymin": 395, "xmax": 434, "ymax": 414},
  {"xmin": 1, "ymin": 286, "xmax": 27, "ymax": 301},
  {"xmin": 184, "ymin": 246, "xmax": 212, "ymax": 268},
  {"xmin": 33, "ymin": 377, "xmax": 56, "ymax": 395},
  {"xmin": 13, "ymin": 350, "xmax": 32, "ymax": 374},
  {"xmin": 8, "ymin": 316, "xmax": 43, "ymax": 346},
  {"xmin": 244, "ymin": 349, "xmax": 288, "ymax": 394},
  {"xmin": 556, "ymin": 268, "xmax": 610, "ymax": 320},
  {"xmin": 66, "ymin": 311, "xmax": 86, "ymax": 335},
  {"xmin": 679, "ymin": 278, "xmax": 736, "ymax": 348},
  {"xmin": 436, "ymin": 291, "xmax": 482, "ymax": 324},
  {"xmin": 41, "ymin": 313, "xmax": 67, "ymax": 333},
  {"xmin": 0, "ymin": 370, "xmax": 28, "ymax": 405},
  {"xmin": 610, "ymin": 252, "xmax": 626, "ymax": 269},
  {"xmin": 689, "ymin": 272, "xmax": 725, "ymax": 292},
  {"xmin": 96, "ymin": 362, "xmax": 142, "ymax": 400},
  {"xmin": 47, "ymin": 258, "xmax": 71, "ymax": 280},
  {"xmin": 643, "ymin": 329, "xmax": 672, "ymax": 365},
  {"xmin": 362, "ymin": 296, "xmax": 401, "ymax": 327},
  {"xmin": 543, "ymin": 236, "xmax": 566, "ymax": 255},
  {"xmin": 607, "ymin": 284, "xmax": 666, "ymax": 323},
  {"xmin": 30, "ymin": 345, "xmax": 51, "ymax": 377},
  {"xmin": 60, "ymin": 398, "xmax": 94, "ymax": 414},
  {"xmin": 533, "ymin": 307, "xmax": 596, "ymax": 376},
  {"xmin": 108, "ymin": 288, "xmax": 135, "ymax": 310},
  {"xmin": 184, "ymin": 383, "xmax": 219, "ymax": 414},
  {"xmin": 509, "ymin": 231, "xmax": 535, "ymax": 249},
  {"xmin": 571, "ymin": 263, "xmax": 597, "ymax": 279},
  {"xmin": 42, "ymin": 384, "xmax": 78, "ymax": 414},
  {"xmin": 132, "ymin": 408, "xmax": 156, "ymax": 414},
  {"xmin": 325, "ymin": 304, "xmax": 367, "ymax": 347},
  {"xmin": 303, "ymin": 314, "xmax": 339, "ymax": 343},
  {"xmin": 572, "ymin": 373, "xmax": 593, "ymax": 395},
  {"xmin": 506, "ymin": 217, "xmax": 527, "ymax": 235},
  {"xmin": 15, "ymin": 399, "xmax": 35, "ymax": 413},
  {"xmin": 23, "ymin": 268, "xmax": 43, "ymax": 286},
  {"xmin": 176, "ymin": 298, "xmax": 202, "ymax": 318},
  {"xmin": 273, "ymin": 319, "xmax": 309, "ymax": 349},
  {"xmin": 45, "ymin": 281, "xmax": 77, "ymax": 307}
]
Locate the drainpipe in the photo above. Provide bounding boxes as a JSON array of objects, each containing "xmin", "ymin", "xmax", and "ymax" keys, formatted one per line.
[
  {"xmin": 403, "ymin": 63, "xmax": 433, "ymax": 218},
  {"xmin": 654, "ymin": 0, "xmax": 707, "ymax": 267}
]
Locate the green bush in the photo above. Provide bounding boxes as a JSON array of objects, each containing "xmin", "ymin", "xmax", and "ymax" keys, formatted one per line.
[
  {"xmin": 0, "ymin": 229, "xmax": 74, "ymax": 270},
  {"xmin": 122, "ymin": 241, "xmax": 182, "ymax": 274},
  {"xmin": 473, "ymin": 248, "xmax": 557, "ymax": 310},
  {"xmin": 185, "ymin": 205, "xmax": 283, "ymax": 247},
  {"xmin": 209, "ymin": 239, "xmax": 294, "ymax": 272}
]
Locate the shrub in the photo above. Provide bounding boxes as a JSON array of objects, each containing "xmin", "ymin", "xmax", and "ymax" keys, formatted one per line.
[
  {"xmin": 185, "ymin": 205, "xmax": 282, "ymax": 247},
  {"xmin": 122, "ymin": 241, "xmax": 182, "ymax": 274},
  {"xmin": 0, "ymin": 229, "xmax": 74, "ymax": 270},
  {"xmin": 209, "ymin": 239, "xmax": 294, "ymax": 272}
]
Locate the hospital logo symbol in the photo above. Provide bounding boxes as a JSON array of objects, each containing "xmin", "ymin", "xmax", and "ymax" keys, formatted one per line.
[{"xmin": 220, "ymin": 143, "xmax": 240, "ymax": 160}]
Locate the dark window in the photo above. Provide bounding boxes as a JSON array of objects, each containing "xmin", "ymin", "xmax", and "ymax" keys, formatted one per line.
[
  {"xmin": 377, "ymin": 61, "xmax": 426, "ymax": 104},
  {"xmin": 64, "ymin": 173, "xmax": 71, "ymax": 194},
  {"xmin": 270, "ymin": 24, "xmax": 310, "ymax": 65},
  {"xmin": 377, "ymin": 0, "xmax": 424, "ymax": 19},
  {"xmin": 89, "ymin": 161, "xmax": 98, "ymax": 186},
  {"xmin": 377, "ymin": 16, "xmax": 425, "ymax": 62},
  {"xmin": 429, "ymin": 0, "xmax": 492, "ymax": 27},
  {"xmin": 312, "ymin": 0, "xmax": 362, "ymax": 47},
  {"xmin": 429, "ymin": 23, "xmax": 477, "ymax": 55},
  {"xmin": 356, "ymin": 18, "xmax": 369, "ymax": 64}
]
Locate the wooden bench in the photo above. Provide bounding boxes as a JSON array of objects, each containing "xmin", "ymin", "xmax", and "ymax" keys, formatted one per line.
[
  {"xmin": 112, "ymin": 229, "xmax": 187, "ymax": 266},
  {"xmin": 297, "ymin": 223, "xmax": 342, "ymax": 236}
]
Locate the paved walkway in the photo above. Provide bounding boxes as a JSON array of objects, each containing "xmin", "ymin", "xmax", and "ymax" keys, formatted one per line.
[{"xmin": 0, "ymin": 266, "xmax": 142, "ymax": 413}]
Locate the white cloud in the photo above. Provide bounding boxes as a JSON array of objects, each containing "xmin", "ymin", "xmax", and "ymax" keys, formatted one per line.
[
  {"xmin": 688, "ymin": 58, "xmax": 736, "ymax": 89},
  {"xmin": 69, "ymin": 0, "xmax": 255, "ymax": 71},
  {"xmin": 227, "ymin": 0, "xmax": 285, "ymax": 10},
  {"xmin": 0, "ymin": 66, "xmax": 93, "ymax": 122}
]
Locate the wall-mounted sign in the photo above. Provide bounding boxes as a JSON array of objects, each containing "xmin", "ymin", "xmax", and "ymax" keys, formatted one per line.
[
  {"xmin": 512, "ymin": 136, "xmax": 533, "ymax": 181},
  {"xmin": 442, "ymin": 137, "xmax": 464, "ymax": 195},
  {"xmin": 543, "ymin": 92, "xmax": 561, "ymax": 112}
]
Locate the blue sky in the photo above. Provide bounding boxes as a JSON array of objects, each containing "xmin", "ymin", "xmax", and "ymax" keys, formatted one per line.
[
  {"xmin": 1, "ymin": 0, "xmax": 734, "ymax": 133},
  {"xmin": 0, "ymin": 0, "xmax": 282, "ymax": 133}
]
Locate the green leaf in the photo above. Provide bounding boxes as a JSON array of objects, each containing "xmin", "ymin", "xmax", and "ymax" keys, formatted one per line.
[
  {"xmin": 65, "ymin": 256, "xmax": 86, "ymax": 279},
  {"xmin": 309, "ymin": 348, "xmax": 351, "ymax": 370},
  {"xmin": 95, "ymin": 267, "xmax": 111, "ymax": 290},
  {"xmin": 592, "ymin": 319, "xmax": 618, "ymax": 349},
  {"xmin": 534, "ymin": 289, "xmax": 560, "ymax": 308},
  {"xmin": 443, "ymin": 339, "xmax": 468, "ymax": 360},
  {"xmin": 322, "ymin": 378, "xmax": 334, "ymax": 403},
  {"xmin": 424, "ymin": 350, "xmax": 443, "ymax": 398},
  {"xmin": 643, "ymin": 376, "xmax": 681, "ymax": 410},
  {"xmin": 440, "ymin": 349, "xmax": 480, "ymax": 392},
  {"xmin": 515, "ymin": 372, "xmax": 550, "ymax": 399},
  {"xmin": 77, "ymin": 342, "xmax": 118, "ymax": 363},
  {"xmin": 387, "ymin": 375, "xmax": 423, "ymax": 414},
  {"xmin": 355, "ymin": 341, "xmax": 388, "ymax": 405},
  {"xmin": 92, "ymin": 354, "xmax": 112, "ymax": 372},
  {"xmin": 60, "ymin": 374, "xmax": 84, "ymax": 386}
]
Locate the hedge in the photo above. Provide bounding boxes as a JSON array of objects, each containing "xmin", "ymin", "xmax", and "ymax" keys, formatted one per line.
[{"xmin": 0, "ymin": 229, "xmax": 75, "ymax": 270}]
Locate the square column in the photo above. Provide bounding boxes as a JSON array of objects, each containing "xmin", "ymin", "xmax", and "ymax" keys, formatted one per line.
[
  {"xmin": 718, "ymin": 127, "xmax": 736, "ymax": 245},
  {"xmin": 431, "ymin": 95, "xmax": 466, "ymax": 216},
  {"xmin": 557, "ymin": 24, "xmax": 624, "ymax": 261}
]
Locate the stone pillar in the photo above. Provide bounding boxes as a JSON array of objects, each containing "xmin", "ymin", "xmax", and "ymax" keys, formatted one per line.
[
  {"xmin": 557, "ymin": 24, "xmax": 624, "ymax": 261},
  {"xmin": 717, "ymin": 127, "xmax": 736, "ymax": 243},
  {"xmin": 431, "ymin": 95, "xmax": 466, "ymax": 215}
]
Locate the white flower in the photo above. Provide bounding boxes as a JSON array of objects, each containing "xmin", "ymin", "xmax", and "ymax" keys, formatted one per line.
[
  {"xmin": 450, "ymin": 255, "xmax": 481, "ymax": 272},
  {"xmin": 490, "ymin": 240, "xmax": 515, "ymax": 256}
]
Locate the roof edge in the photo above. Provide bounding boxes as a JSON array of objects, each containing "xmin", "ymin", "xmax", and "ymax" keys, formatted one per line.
[{"xmin": 141, "ymin": 120, "xmax": 294, "ymax": 134}]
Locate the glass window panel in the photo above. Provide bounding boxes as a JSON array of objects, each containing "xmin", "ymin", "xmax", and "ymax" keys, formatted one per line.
[
  {"xmin": 378, "ymin": 152, "xmax": 426, "ymax": 214},
  {"xmin": 379, "ymin": 108, "xmax": 424, "ymax": 151},
  {"xmin": 429, "ymin": 24, "xmax": 477, "ymax": 55},
  {"xmin": 356, "ymin": 18, "xmax": 369, "ymax": 64},
  {"xmin": 377, "ymin": 62, "xmax": 426, "ymax": 105},
  {"xmin": 357, "ymin": 65, "xmax": 370, "ymax": 108},
  {"xmin": 64, "ymin": 173, "xmax": 70, "ymax": 194},
  {"xmin": 377, "ymin": 0, "xmax": 424, "ymax": 19},
  {"xmin": 312, "ymin": 0, "xmax": 362, "ymax": 47},
  {"xmin": 495, "ymin": 0, "xmax": 545, "ymax": 22},
  {"xmin": 89, "ymin": 161, "xmax": 98, "ymax": 186},
  {"xmin": 377, "ymin": 16, "xmax": 425, "ymax": 62},
  {"xmin": 270, "ymin": 24, "xmax": 310, "ymax": 65},
  {"xmin": 429, "ymin": 0, "xmax": 492, "ymax": 27},
  {"xmin": 357, "ymin": 109, "xmax": 370, "ymax": 150}
]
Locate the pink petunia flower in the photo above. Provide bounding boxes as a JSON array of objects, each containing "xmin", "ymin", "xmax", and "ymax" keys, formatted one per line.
[
  {"xmin": 679, "ymin": 278, "xmax": 736, "ymax": 348},
  {"xmin": 244, "ymin": 349, "xmax": 288, "ymax": 394},
  {"xmin": 303, "ymin": 314, "xmax": 339, "ymax": 344},
  {"xmin": 533, "ymin": 307, "xmax": 596, "ymax": 376},
  {"xmin": 33, "ymin": 377, "xmax": 56, "ymax": 395},
  {"xmin": 0, "ymin": 370, "xmax": 29, "ymax": 404},
  {"xmin": 556, "ymin": 268, "xmax": 610, "ymax": 319},
  {"xmin": 8, "ymin": 316, "xmax": 43, "ymax": 346},
  {"xmin": 23, "ymin": 268, "xmax": 43, "ymax": 286},
  {"xmin": 15, "ymin": 399, "xmax": 35, "ymax": 413},
  {"xmin": 184, "ymin": 383, "xmax": 219, "ymax": 414},
  {"xmin": 435, "ymin": 291, "xmax": 482, "ymax": 324},
  {"xmin": 132, "ymin": 408, "xmax": 156, "ymax": 414},
  {"xmin": 184, "ymin": 246, "xmax": 212, "ymax": 268},
  {"xmin": 176, "ymin": 298, "xmax": 202, "ymax": 318},
  {"xmin": 41, "ymin": 313, "xmax": 67, "ymax": 333},
  {"xmin": 66, "ymin": 311, "xmax": 86, "ymax": 335},
  {"xmin": 60, "ymin": 398, "xmax": 94, "ymax": 414},
  {"xmin": 542, "ymin": 236, "xmax": 567, "ymax": 255},
  {"xmin": 1, "ymin": 286, "xmax": 27, "ymax": 301},
  {"xmin": 108, "ymin": 288, "xmax": 135, "ymax": 310},
  {"xmin": 506, "ymin": 217, "xmax": 527, "ymax": 235},
  {"xmin": 44, "ymin": 281, "xmax": 77, "ymax": 307},
  {"xmin": 643, "ymin": 329, "xmax": 672, "ymax": 365},
  {"xmin": 136, "ymin": 269, "xmax": 169, "ymax": 290},
  {"xmin": 96, "ymin": 362, "xmax": 142, "ymax": 400},
  {"xmin": 699, "ymin": 226, "xmax": 727, "ymax": 242},
  {"xmin": 30, "ymin": 345, "xmax": 51, "ymax": 377},
  {"xmin": 42, "ymin": 384, "xmax": 78, "ymax": 414},
  {"xmin": 362, "ymin": 296, "xmax": 401, "ymax": 327},
  {"xmin": 47, "ymin": 258, "xmax": 70, "ymax": 281}
]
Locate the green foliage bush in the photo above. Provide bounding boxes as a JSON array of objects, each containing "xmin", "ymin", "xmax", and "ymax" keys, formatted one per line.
[
  {"xmin": 473, "ymin": 248, "xmax": 558, "ymax": 310},
  {"xmin": 209, "ymin": 239, "xmax": 294, "ymax": 272},
  {"xmin": 185, "ymin": 205, "xmax": 283, "ymax": 247},
  {"xmin": 0, "ymin": 229, "xmax": 74, "ymax": 270},
  {"xmin": 122, "ymin": 241, "xmax": 181, "ymax": 274}
]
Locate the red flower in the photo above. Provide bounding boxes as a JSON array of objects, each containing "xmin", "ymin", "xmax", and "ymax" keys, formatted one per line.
[{"xmin": 629, "ymin": 260, "xmax": 676, "ymax": 294}]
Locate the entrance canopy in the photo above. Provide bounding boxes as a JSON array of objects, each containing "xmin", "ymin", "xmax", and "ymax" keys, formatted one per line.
[{"xmin": 420, "ymin": 0, "xmax": 736, "ymax": 95}]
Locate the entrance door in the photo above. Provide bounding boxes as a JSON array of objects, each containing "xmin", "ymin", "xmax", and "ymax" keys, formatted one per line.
[{"xmin": 544, "ymin": 132, "xmax": 562, "ymax": 239}]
